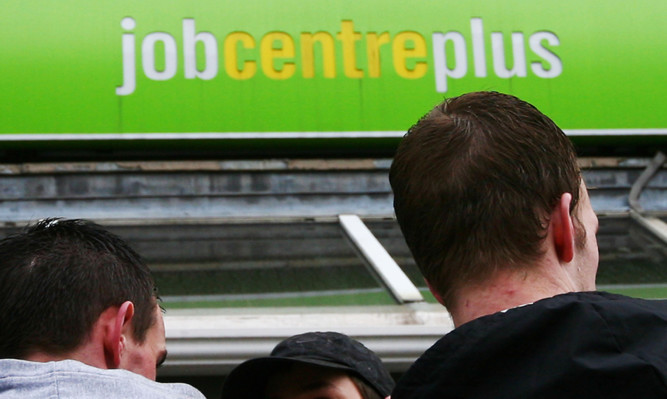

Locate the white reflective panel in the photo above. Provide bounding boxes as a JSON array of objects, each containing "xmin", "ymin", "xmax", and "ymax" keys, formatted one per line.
[{"xmin": 338, "ymin": 214, "xmax": 424, "ymax": 303}]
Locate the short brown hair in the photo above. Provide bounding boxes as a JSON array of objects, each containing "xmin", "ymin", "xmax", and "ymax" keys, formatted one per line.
[
  {"xmin": 0, "ymin": 218, "xmax": 157, "ymax": 359},
  {"xmin": 389, "ymin": 92, "xmax": 581, "ymax": 308}
]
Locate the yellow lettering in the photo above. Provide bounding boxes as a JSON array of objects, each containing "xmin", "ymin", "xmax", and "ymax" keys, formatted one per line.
[
  {"xmin": 260, "ymin": 32, "xmax": 295, "ymax": 80},
  {"xmin": 366, "ymin": 32, "xmax": 390, "ymax": 78},
  {"xmin": 336, "ymin": 20, "xmax": 363, "ymax": 78},
  {"xmin": 224, "ymin": 32, "xmax": 256, "ymax": 80},
  {"xmin": 301, "ymin": 32, "xmax": 336, "ymax": 78},
  {"xmin": 392, "ymin": 31, "xmax": 427, "ymax": 79}
]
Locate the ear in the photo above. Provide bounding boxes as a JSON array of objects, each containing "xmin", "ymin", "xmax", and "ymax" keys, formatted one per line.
[
  {"xmin": 551, "ymin": 193, "xmax": 574, "ymax": 263},
  {"xmin": 103, "ymin": 301, "xmax": 134, "ymax": 369},
  {"xmin": 425, "ymin": 279, "xmax": 446, "ymax": 306}
]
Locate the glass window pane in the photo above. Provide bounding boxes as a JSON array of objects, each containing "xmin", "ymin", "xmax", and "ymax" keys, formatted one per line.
[
  {"xmin": 367, "ymin": 216, "xmax": 667, "ymax": 300},
  {"xmin": 596, "ymin": 216, "xmax": 667, "ymax": 299},
  {"xmin": 110, "ymin": 222, "xmax": 395, "ymax": 308}
]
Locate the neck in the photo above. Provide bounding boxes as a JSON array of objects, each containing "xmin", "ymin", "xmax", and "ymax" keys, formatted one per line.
[{"xmin": 449, "ymin": 265, "xmax": 578, "ymax": 327}]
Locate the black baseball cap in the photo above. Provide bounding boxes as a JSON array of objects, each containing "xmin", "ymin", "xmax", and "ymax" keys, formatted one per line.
[{"xmin": 221, "ymin": 331, "xmax": 394, "ymax": 398}]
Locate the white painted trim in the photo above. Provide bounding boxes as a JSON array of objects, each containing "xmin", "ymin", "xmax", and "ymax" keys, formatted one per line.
[
  {"xmin": 0, "ymin": 129, "xmax": 665, "ymax": 141},
  {"xmin": 161, "ymin": 303, "xmax": 452, "ymax": 375},
  {"xmin": 564, "ymin": 129, "xmax": 667, "ymax": 136},
  {"xmin": 0, "ymin": 131, "xmax": 406, "ymax": 141}
]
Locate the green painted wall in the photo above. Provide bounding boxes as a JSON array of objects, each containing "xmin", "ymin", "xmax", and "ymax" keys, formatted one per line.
[{"xmin": 1, "ymin": 0, "xmax": 665, "ymax": 136}]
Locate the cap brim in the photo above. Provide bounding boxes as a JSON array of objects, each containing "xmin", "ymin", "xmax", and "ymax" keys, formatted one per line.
[{"xmin": 221, "ymin": 356, "xmax": 356, "ymax": 399}]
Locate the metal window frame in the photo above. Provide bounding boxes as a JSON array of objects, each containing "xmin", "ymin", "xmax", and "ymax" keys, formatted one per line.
[
  {"xmin": 159, "ymin": 215, "xmax": 448, "ymax": 377},
  {"xmin": 338, "ymin": 214, "xmax": 424, "ymax": 304}
]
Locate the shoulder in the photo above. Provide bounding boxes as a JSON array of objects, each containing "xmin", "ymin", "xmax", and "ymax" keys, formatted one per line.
[
  {"xmin": 0, "ymin": 359, "xmax": 205, "ymax": 399},
  {"xmin": 442, "ymin": 291, "xmax": 667, "ymax": 358},
  {"xmin": 393, "ymin": 292, "xmax": 667, "ymax": 399},
  {"xmin": 60, "ymin": 361, "xmax": 206, "ymax": 399},
  {"xmin": 530, "ymin": 291, "xmax": 667, "ymax": 336}
]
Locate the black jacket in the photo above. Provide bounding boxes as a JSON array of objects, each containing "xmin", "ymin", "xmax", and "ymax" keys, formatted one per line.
[{"xmin": 393, "ymin": 292, "xmax": 667, "ymax": 399}]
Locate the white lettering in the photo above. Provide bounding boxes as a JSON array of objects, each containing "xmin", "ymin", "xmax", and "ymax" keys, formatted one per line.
[
  {"xmin": 491, "ymin": 32, "xmax": 527, "ymax": 78},
  {"xmin": 529, "ymin": 32, "xmax": 562, "ymax": 78},
  {"xmin": 142, "ymin": 32, "xmax": 178, "ymax": 80},
  {"xmin": 116, "ymin": 17, "xmax": 136, "ymax": 96},
  {"xmin": 432, "ymin": 32, "xmax": 467, "ymax": 93},
  {"xmin": 183, "ymin": 19, "xmax": 218, "ymax": 80},
  {"xmin": 116, "ymin": 17, "xmax": 563, "ymax": 96},
  {"xmin": 470, "ymin": 18, "xmax": 486, "ymax": 77}
]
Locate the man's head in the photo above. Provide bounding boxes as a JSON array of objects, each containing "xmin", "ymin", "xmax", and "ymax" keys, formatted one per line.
[
  {"xmin": 0, "ymin": 218, "xmax": 164, "ymax": 378},
  {"xmin": 221, "ymin": 331, "xmax": 395, "ymax": 399},
  {"xmin": 389, "ymin": 91, "xmax": 594, "ymax": 309}
]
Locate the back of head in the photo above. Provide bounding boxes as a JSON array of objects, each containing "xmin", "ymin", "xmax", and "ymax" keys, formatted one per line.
[
  {"xmin": 0, "ymin": 218, "xmax": 156, "ymax": 359},
  {"xmin": 389, "ymin": 91, "xmax": 581, "ymax": 308}
]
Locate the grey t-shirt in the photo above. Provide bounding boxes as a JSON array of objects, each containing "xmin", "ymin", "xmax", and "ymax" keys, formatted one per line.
[{"xmin": 0, "ymin": 359, "xmax": 206, "ymax": 399}]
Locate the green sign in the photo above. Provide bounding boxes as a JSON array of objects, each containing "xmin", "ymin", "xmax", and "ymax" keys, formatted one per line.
[{"xmin": 1, "ymin": 0, "xmax": 665, "ymax": 137}]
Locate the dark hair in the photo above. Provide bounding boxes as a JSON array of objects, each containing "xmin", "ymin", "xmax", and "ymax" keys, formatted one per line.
[
  {"xmin": 350, "ymin": 375, "xmax": 384, "ymax": 399},
  {"xmin": 389, "ymin": 91, "xmax": 581, "ymax": 308},
  {"xmin": 0, "ymin": 218, "xmax": 156, "ymax": 359}
]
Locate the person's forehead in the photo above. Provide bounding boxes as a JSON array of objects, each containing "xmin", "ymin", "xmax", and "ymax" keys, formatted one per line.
[
  {"xmin": 154, "ymin": 307, "xmax": 166, "ymax": 338},
  {"xmin": 154, "ymin": 305, "xmax": 164, "ymax": 324},
  {"xmin": 152, "ymin": 307, "xmax": 167, "ymax": 362},
  {"xmin": 578, "ymin": 181, "xmax": 594, "ymax": 207},
  {"xmin": 266, "ymin": 365, "xmax": 358, "ymax": 399},
  {"xmin": 144, "ymin": 305, "xmax": 166, "ymax": 348}
]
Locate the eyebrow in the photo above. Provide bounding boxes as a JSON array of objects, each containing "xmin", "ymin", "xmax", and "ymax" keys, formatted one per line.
[{"xmin": 156, "ymin": 350, "xmax": 168, "ymax": 368}]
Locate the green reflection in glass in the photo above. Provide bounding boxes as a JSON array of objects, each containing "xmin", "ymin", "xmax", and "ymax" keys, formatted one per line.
[{"xmin": 163, "ymin": 290, "xmax": 396, "ymax": 309}]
